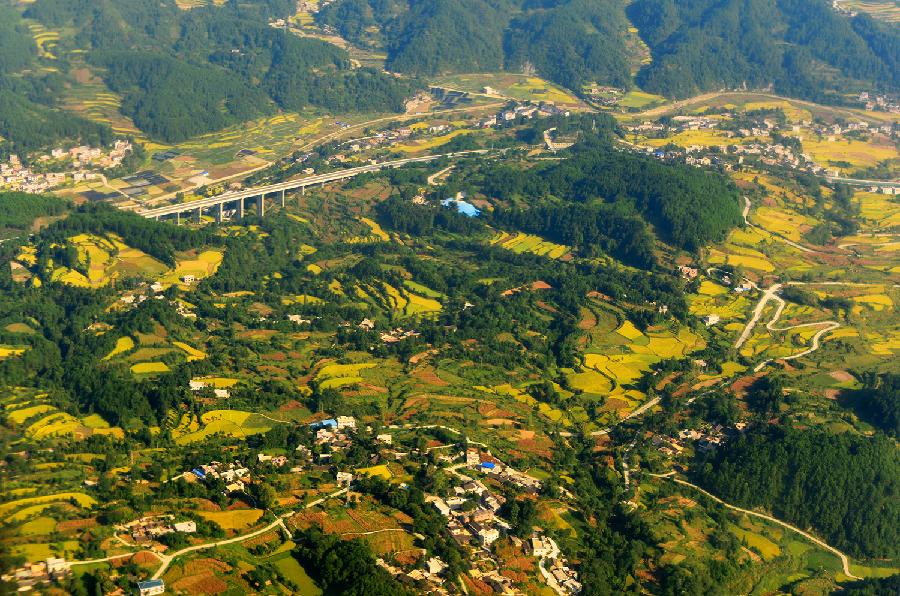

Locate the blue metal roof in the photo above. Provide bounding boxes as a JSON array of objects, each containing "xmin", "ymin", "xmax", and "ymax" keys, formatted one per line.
[
  {"xmin": 480, "ymin": 461, "xmax": 496, "ymax": 469},
  {"xmin": 138, "ymin": 579, "xmax": 164, "ymax": 588}
]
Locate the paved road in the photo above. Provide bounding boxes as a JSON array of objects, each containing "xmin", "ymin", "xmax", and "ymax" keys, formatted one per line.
[
  {"xmin": 735, "ymin": 283, "xmax": 784, "ymax": 350},
  {"xmin": 149, "ymin": 488, "xmax": 347, "ymax": 579},
  {"xmin": 140, "ymin": 150, "xmax": 492, "ymax": 219},
  {"xmin": 649, "ymin": 473, "xmax": 860, "ymax": 579},
  {"xmin": 742, "ymin": 197, "xmax": 818, "ymax": 254},
  {"xmin": 68, "ymin": 486, "xmax": 346, "ymax": 579}
]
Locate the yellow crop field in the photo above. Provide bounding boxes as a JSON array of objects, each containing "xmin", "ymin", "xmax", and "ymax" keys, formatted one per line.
[
  {"xmin": 383, "ymin": 283, "xmax": 408, "ymax": 311},
  {"xmin": 282, "ymin": 294, "xmax": 324, "ymax": 305},
  {"xmin": 130, "ymin": 362, "xmax": 171, "ymax": 374},
  {"xmin": 174, "ymin": 410, "xmax": 272, "ymax": 444},
  {"xmin": 316, "ymin": 362, "xmax": 376, "ymax": 381},
  {"xmin": 708, "ymin": 248, "xmax": 775, "ymax": 272},
  {"xmin": 856, "ymin": 192, "xmax": 900, "ymax": 229},
  {"xmin": 731, "ymin": 526, "xmax": 781, "ymax": 560},
  {"xmin": 356, "ymin": 464, "xmax": 393, "ymax": 480},
  {"xmin": 490, "ymin": 231, "xmax": 570, "ymax": 259},
  {"xmin": 743, "ymin": 100, "xmax": 811, "ymax": 122},
  {"xmin": 173, "ymin": 341, "xmax": 207, "ymax": 361},
  {"xmin": 18, "ymin": 516, "xmax": 56, "ymax": 537},
  {"xmin": 194, "ymin": 376, "xmax": 239, "ymax": 388},
  {"xmin": 160, "ymin": 249, "xmax": 224, "ymax": 287},
  {"xmin": 307, "ymin": 263, "xmax": 322, "ymax": 275},
  {"xmin": 619, "ymin": 90, "xmax": 666, "ymax": 109},
  {"xmin": 405, "ymin": 292, "xmax": 442, "ymax": 315},
  {"xmin": 802, "ymin": 136, "xmax": 898, "ymax": 171},
  {"xmin": 360, "ymin": 217, "xmax": 390, "ymax": 241},
  {"xmin": 319, "ymin": 377, "xmax": 365, "ymax": 390},
  {"xmin": 566, "ymin": 369, "xmax": 614, "ymax": 394},
  {"xmin": 852, "ymin": 293, "xmax": 893, "ymax": 311},
  {"xmin": 8, "ymin": 405, "xmax": 55, "ymax": 425},
  {"xmin": 0, "ymin": 346, "xmax": 27, "ymax": 359},
  {"xmin": 616, "ymin": 321, "xmax": 644, "ymax": 340},
  {"xmin": 27, "ymin": 412, "xmax": 83, "ymax": 439},
  {"xmin": 396, "ymin": 130, "xmax": 473, "ymax": 153},
  {"xmin": 198, "ymin": 509, "xmax": 263, "ymax": 530},
  {"xmin": 752, "ymin": 207, "xmax": 816, "ymax": 242},
  {"xmin": 0, "ymin": 492, "xmax": 97, "ymax": 518},
  {"xmin": 103, "ymin": 336, "xmax": 135, "ymax": 360},
  {"xmin": 698, "ymin": 281, "xmax": 728, "ymax": 296}
]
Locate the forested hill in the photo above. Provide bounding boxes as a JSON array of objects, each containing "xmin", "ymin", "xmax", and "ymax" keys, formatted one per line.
[
  {"xmin": 318, "ymin": 0, "xmax": 635, "ymax": 91},
  {"xmin": 692, "ymin": 425, "xmax": 900, "ymax": 559},
  {"xmin": 318, "ymin": 0, "xmax": 899, "ymax": 101},
  {"xmin": 628, "ymin": 0, "xmax": 900, "ymax": 100},
  {"xmin": 3, "ymin": 0, "xmax": 418, "ymax": 146}
]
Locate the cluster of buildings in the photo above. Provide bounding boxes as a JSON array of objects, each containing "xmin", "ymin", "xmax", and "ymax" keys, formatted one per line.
[
  {"xmin": 627, "ymin": 113, "xmax": 898, "ymax": 178},
  {"xmin": 415, "ymin": 444, "xmax": 581, "ymax": 594},
  {"xmin": 858, "ymin": 91, "xmax": 900, "ymax": 114},
  {"xmin": 531, "ymin": 534, "xmax": 581, "ymax": 595},
  {"xmin": 1, "ymin": 141, "xmax": 132, "ymax": 193},
  {"xmin": 188, "ymin": 379, "xmax": 230, "ymax": 399},
  {"xmin": 311, "ymin": 415, "xmax": 357, "ymax": 459},
  {"xmin": 478, "ymin": 102, "xmax": 571, "ymax": 129},
  {"xmin": 377, "ymin": 555, "xmax": 450, "ymax": 594},
  {"xmin": 2, "ymin": 558, "xmax": 69, "ymax": 592},
  {"xmin": 117, "ymin": 515, "xmax": 196, "ymax": 544},
  {"xmin": 652, "ymin": 422, "xmax": 750, "ymax": 459},
  {"xmin": 185, "ymin": 460, "xmax": 250, "ymax": 494}
]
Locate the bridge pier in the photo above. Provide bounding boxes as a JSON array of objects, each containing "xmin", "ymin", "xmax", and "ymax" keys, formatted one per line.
[
  {"xmin": 194, "ymin": 208, "xmax": 202, "ymax": 224},
  {"xmin": 175, "ymin": 212, "xmax": 181, "ymax": 226},
  {"xmin": 237, "ymin": 197, "xmax": 245, "ymax": 219},
  {"xmin": 215, "ymin": 203, "xmax": 224, "ymax": 224},
  {"xmin": 280, "ymin": 189, "xmax": 285, "ymax": 207},
  {"xmin": 257, "ymin": 194, "xmax": 265, "ymax": 217}
]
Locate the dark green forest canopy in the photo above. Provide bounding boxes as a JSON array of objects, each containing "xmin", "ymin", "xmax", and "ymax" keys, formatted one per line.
[
  {"xmin": 691, "ymin": 425, "xmax": 900, "ymax": 559},
  {"xmin": 319, "ymin": 0, "xmax": 637, "ymax": 91},
  {"xmin": 470, "ymin": 137, "xmax": 742, "ymax": 259},
  {"xmin": 18, "ymin": 0, "xmax": 420, "ymax": 143},
  {"xmin": 628, "ymin": 0, "xmax": 900, "ymax": 100},
  {"xmin": 318, "ymin": 0, "xmax": 899, "ymax": 101}
]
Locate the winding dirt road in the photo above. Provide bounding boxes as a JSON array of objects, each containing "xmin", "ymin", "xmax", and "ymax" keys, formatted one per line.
[{"xmin": 649, "ymin": 473, "xmax": 860, "ymax": 579}]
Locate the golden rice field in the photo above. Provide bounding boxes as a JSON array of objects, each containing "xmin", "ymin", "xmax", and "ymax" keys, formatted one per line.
[
  {"xmin": 130, "ymin": 362, "xmax": 171, "ymax": 374},
  {"xmin": 856, "ymin": 192, "xmax": 900, "ymax": 230},
  {"xmin": 315, "ymin": 362, "xmax": 377, "ymax": 390},
  {"xmin": 618, "ymin": 90, "xmax": 667, "ymax": 109},
  {"xmin": 801, "ymin": 136, "xmax": 898, "ymax": 171},
  {"xmin": 707, "ymin": 244, "xmax": 775, "ymax": 272},
  {"xmin": 282, "ymin": 294, "xmax": 325, "ymax": 305},
  {"xmin": 751, "ymin": 207, "xmax": 817, "ymax": 243},
  {"xmin": 103, "ymin": 336, "xmax": 135, "ymax": 360},
  {"xmin": 837, "ymin": 0, "xmax": 900, "ymax": 22},
  {"xmin": 158, "ymin": 249, "xmax": 224, "ymax": 288},
  {"xmin": 0, "ymin": 346, "xmax": 28, "ymax": 360},
  {"xmin": 197, "ymin": 509, "xmax": 263, "ymax": 530},
  {"xmin": 490, "ymin": 231, "xmax": 570, "ymax": 259},
  {"xmin": 173, "ymin": 410, "xmax": 272, "ymax": 445},
  {"xmin": 579, "ymin": 323, "xmax": 705, "ymax": 391},
  {"xmin": 395, "ymin": 129, "xmax": 474, "ymax": 153},
  {"xmin": 39, "ymin": 234, "xmax": 167, "ymax": 289},
  {"xmin": 173, "ymin": 341, "xmax": 207, "ymax": 361},
  {"xmin": 356, "ymin": 464, "xmax": 393, "ymax": 480},
  {"xmin": 434, "ymin": 73, "xmax": 583, "ymax": 106},
  {"xmin": 7, "ymin": 404, "xmax": 55, "ymax": 425},
  {"xmin": 0, "ymin": 492, "xmax": 97, "ymax": 519},
  {"xmin": 743, "ymin": 100, "xmax": 812, "ymax": 123}
]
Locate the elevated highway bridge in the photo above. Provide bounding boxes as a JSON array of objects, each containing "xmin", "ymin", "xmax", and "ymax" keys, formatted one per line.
[{"xmin": 138, "ymin": 150, "xmax": 489, "ymax": 223}]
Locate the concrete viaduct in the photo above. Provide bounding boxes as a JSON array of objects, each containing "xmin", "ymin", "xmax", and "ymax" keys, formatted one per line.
[{"xmin": 138, "ymin": 150, "xmax": 488, "ymax": 223}]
